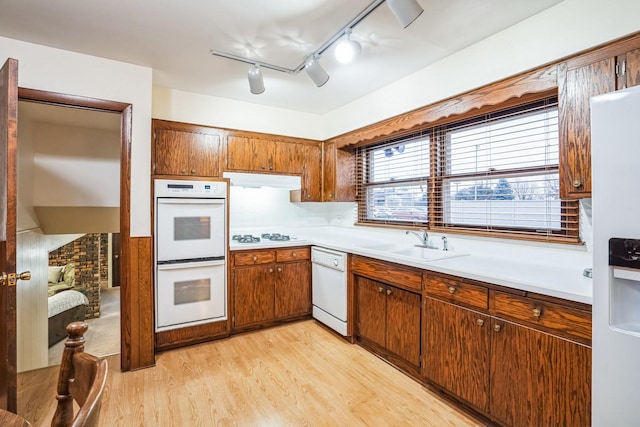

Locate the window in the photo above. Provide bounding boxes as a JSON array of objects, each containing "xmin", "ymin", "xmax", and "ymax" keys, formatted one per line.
[{"xmin": 356, "ymin": 97, "xmax": 579, "ymax": 241}]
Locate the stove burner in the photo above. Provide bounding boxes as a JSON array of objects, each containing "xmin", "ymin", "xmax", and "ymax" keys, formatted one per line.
[
  {"xmin": 261, "ymin": 233, "xmax": 290, "ymax": 241},
  {"xmin": 232, "ymin": 234, "xmax": 261, "ymax": 243}
]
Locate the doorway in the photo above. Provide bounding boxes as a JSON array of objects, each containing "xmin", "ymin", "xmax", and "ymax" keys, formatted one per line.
[{"xmin": 14, "ymin": 88, "xmax": 131, "ymax": 374}]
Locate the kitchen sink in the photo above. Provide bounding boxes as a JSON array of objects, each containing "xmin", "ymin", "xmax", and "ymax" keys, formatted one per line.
[{"xmin": 390, "ymin": 246, "xmax": 468, "ymax": 261}]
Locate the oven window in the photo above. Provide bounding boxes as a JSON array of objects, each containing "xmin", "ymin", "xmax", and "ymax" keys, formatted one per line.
[
  {"xmin": 174, "ymin": 279, "xmax": 211, "ymax": 305},
  {"xmin": 174, "ymin": 216, "xmax": 211, "ymax": 241}
]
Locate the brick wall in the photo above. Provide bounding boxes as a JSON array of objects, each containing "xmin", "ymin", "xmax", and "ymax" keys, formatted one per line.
[
  {"xmin": 99, "ymin": 233, "xmax": 109, "ymax": 282},
  {"xmin": 49, "ymin": 234, "xmax": 102, "ymax": 319}
]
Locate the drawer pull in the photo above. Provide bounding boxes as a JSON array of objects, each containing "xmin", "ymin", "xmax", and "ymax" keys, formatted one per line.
[
  {"xmin": 386, "ymin": 289, "xmax": 392, "ymax": 296},
  {"xmin": 252, "ymin": 256, "xmax": 258, "ymax": 262},
  {"xmin": 190, "ymin": 168, "xmax": 196, "ymax": 174},
  {"xmin": 533, "ymin": 308, "xmax": 542, "ymax": 318},
  {"xmin": 573, "ymin": 179, "xmax": 582, "ymax": 188},
  {"xmin": 180, "ymin": 168, "xmax": 186, "ymax": 174},
  {"xmin": 292, "ymin": 252, "xmax": 297, "ymax": 257},
  {"xmin": 477, "ymin": 319, "xmax": 485, "ymax": 326},
  {"xmin": 277, "ymin": 267, "xmax": 282, "ymax": 272},
  {"xmin": 448, "ymin": 286, "xmax": 456, "ymax": 294},
  {"xmin": 378, "ymin": 286, "xmax": 384, "ymax": 293},
  {"xmin": 493, "ymin": 324, "xmax": 501, "ymax": 332}
]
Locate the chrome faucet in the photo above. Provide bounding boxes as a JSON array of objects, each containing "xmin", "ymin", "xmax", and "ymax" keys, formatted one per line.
[
  {"xmin": 406, "ymin": 229, "xmax": 430, "ymax": 248},
  {"xmin": 442, "ymin": 236, "xmax": 449, "ymax": 251}
]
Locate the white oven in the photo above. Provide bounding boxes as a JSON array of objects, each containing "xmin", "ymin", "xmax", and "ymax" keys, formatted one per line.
[{"xmin": 154, "ymin": 179, "xmax": 228, "ymax": 332}]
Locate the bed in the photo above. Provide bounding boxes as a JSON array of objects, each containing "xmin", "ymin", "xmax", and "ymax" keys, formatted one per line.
[{"xmin": 47, "ymin": 263, "xmax": 89, "ymax": 347}]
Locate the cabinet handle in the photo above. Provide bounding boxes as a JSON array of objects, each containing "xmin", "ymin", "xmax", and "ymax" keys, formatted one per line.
[
  {"xmin": 269, "ymin": 166, "xmax": 273, "ymax": 170},
  {"xmin": 191, "ymin": 168, "xmax": 196, "ymax": 174},
  {"xmin": 493, "ymin": 324, "xmax": 501, "ymax": 332},
  {"xmin": 292, "ymin": 252, "xmax": 297, "ymax": 257},
  {"xmin": 477, "ymin": 319, "xmax": 485, "ymax": 326},
  {"xmin": 261, "ymin": 165, "xmax": 266, "ymax": 170},
  {"xmin": 252, "ymin": 256, "xmax": 258, "ymax": 262},
  {"xmin": 386, "ymin": 289, "xmax": 392, "ymax": 296},
  {"xmin": 448, "ymin": 286, "xmax": 456, "ymax": 294},
  {"xmin": 532, "ymin": 308, "xmax": 542, "ymax": 318},
  {"xmin": 277, "ymin": 267, "xmax": 282, "ymax": 272},
  {"xmin": 307, "ymin": 194, "xmax": 311, "ymax": 199},
  {"xmin": 573, "ymin": 179, "xmax": 582, "ymax": 188},
  {"xmin": 378, "ymin": 286, "xmax": 384, "ymax": 293},
  {"xmin": 180, "ymin": 168, "xmax": 186, "ymax": 174},
  {"xmin": 269, "ymin": 268, "xmax": 273, "ymax": 273}
]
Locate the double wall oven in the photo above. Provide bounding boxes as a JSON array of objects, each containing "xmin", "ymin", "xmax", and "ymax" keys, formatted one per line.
[{"xmin": 154, "ymin": 179, "xmax": 227, "ymax": 332}]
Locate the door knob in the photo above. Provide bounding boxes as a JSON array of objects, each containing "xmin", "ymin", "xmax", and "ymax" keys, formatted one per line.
[{"xmin": 0, "ymin": 271, "xmax": 31, "ymax": 287}]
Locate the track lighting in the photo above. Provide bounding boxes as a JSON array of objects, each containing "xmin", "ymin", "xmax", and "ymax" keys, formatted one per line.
[
  {"xmin": 335, "ymin": 29, "xmax": 362, "ymax": 64},
  {"xmin": 247, "ymin": 64, "xmax": 265, "ymax": 95},
  {"xmin": 387, "ymin": 0, "xmax": 424, "ymax": 28},
  {"xmin": 304, "ymin": 56, "xmax": 330, "ymax": 87}
]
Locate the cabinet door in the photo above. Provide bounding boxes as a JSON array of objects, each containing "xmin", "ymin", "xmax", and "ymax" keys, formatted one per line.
[
  {"xmin": 489, "ymin": 319, "xmax": 591, "ymax": 427},
  {"xmin": 227, "ymin": 136, "xmax": 273, "ymax": 172},
  {"xmin": 301, "ymin": 144, "xmax": 322, "ymax": 202},
  {"xmin": 188, "ymin": 133, "xmax": 221, "ymax": 177},
  {"xmin": 154, "ymin": 129, "xmax": 190, "ymax": 175},
  {"xmin": 624, "ymin": 48, "xmax": 640, "ymax": 88},
  {"xmin": 559, "ymin": 58, "xmax": 616, "ymax": 198},
  {"xmin": 423, "ymin": 298, "xmax": 489, "ymax": 412},
  {"xmin": 322, "ymin": 141, "xmax": 336, "ymax": 201},
  {"xmin": 386, "ymin": 286, "xmax": 421, "ymax": 367},
  {"xmin": 355, "ymin": 276, "xmax": 386, "ymax": 348},
  {"xmin": 275, "ymin": 261, "xmax": 311, "ymax": 318},
  {"xmin": 273, "ymin": 141, "xmax": 304, "ymax": 174},
  {"xmin": 233, "ymin": 265, "xmax": 275, "ymax": 328}
]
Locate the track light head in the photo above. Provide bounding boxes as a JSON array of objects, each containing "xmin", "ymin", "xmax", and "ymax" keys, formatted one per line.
[
  {"xmin": 247, "ymin": 64, "xmax": 265, "ymax": 95},
  {"xmin": 335, "ymin": 29, "xmax": 362, "ymax": 64},
  {"xmin": 304, "ymin": 56, "xmax": 329, "ymax": 87},
  {"xmin": 387, "ymin": 0, "xmax": 424, "ymax": 28}
]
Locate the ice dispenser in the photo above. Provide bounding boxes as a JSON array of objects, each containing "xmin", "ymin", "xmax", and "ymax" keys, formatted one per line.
[{"xmin": 609, "ymin": 238, "xmax": 640, "ymax": 336}]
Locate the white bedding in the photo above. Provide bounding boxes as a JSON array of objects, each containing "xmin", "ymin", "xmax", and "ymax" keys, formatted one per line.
[{"xmin": 48, "ymin": 290, "xmax": 89, "ymax": 318}]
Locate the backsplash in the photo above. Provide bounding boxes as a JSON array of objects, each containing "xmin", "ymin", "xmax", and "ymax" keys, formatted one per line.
[{"xmin": 229, "ymin": 187, "xmax": 356, "ymax": 230}]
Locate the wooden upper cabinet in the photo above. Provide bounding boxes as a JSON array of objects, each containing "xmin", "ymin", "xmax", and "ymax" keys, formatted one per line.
[
  {"xmin": 153, "ymin": 121, "xmax": 222, "ymax": 177},
  {"xmin": 227, "ymin": 135, "xmax": 304, "ymax": 174},
  {"xmin": 617, "ymin": 47, "xmax": 640, "ymax": 89},
  {"xmin": 558, "ymin": 57, "xmax": 616, "ymax": 198},
  {"xmin": 322, "ymin": 141, "xmax": 355, "ymax": 202},
  {"xmin": 301, "ymin": 144, "xmax": 322, "ymax": 202}
]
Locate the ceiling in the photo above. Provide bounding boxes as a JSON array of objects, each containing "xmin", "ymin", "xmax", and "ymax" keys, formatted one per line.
[{"xmin": 0, "ymin": 0, "xmax": 564, "ymax": 114}]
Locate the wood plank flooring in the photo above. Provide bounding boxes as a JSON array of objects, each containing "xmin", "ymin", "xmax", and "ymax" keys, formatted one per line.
[{"xmin": 19, "ymin": 320, "xmax": 483, "ymax": 426}]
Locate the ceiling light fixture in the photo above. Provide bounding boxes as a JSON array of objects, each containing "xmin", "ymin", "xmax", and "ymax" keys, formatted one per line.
[
  {"xmin": 304, "ymin": 55, "xmax": 330, "ymax": 87},
  {"xmin": 247, "ymin": 64, "xmax": 265, "ymax": 94},
  {"xmin": 386, "ymin": 0, "xmax": 424, "ymax": 28},
  {"xmin": 334, "ymin": 29, "xmax": 362, "ymax": 64},
  {"xmin": 210, "ymin": 0, "xmax": 424, "ymax": 94}
]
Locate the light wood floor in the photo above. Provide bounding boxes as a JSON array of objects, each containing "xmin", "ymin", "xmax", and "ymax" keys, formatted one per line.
[
  {"xmin": 47, "ymin": 286, "xmax": 121, "ymax": 366},
  {"xmin": 19, "ymin": 320, "xmax": 483, "ymax": 426}
]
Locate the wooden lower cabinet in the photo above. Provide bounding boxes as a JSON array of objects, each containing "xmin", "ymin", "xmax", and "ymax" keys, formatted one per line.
[
  {"xmin": 232, "ymin": 247, "xmax": 311, "ymax": 330},
  {"xmin": 423, "ymin": 297, "xmax": 490, "ymax": 412},
  {"xmin": 355, "ymin": 276, "xmax": 421, "ymax": 369},
  {"xmin": 489, "ymin": 318, "xmax": 591, "ymax": 427}
]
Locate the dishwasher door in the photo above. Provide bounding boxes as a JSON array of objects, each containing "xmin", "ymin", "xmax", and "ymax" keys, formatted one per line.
[{"xmin": 311, "ymin": 247, "xmax": 347, "ymax": 336}]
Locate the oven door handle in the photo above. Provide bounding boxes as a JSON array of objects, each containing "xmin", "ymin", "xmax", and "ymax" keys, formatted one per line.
[
  {"xmin": 157, "ymin": 198, "xmax": 224, "ymax": 205},
  {"xmin": 157, "ymin": 260, "xmax": 225, "ymax": 270}
]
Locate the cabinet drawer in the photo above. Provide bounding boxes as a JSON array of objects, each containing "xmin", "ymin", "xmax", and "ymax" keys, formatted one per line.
[
  {"xmin": 424, "ymin": 274, "xmax": 488, "ymax": 310},
  {"xmin": 276, "ymin": 247, "xmax": 310, "ymax": 262},
  {"xmin": 490, "ymin": 291, "xmax": 592, "ymax": 342},
  {"xmin": 233, "ymin": 251, "xmax": 275, "ymax": 266},
  {"xmin": 352, "ymin": 255, "xmax": 422, "ymax": 291}
]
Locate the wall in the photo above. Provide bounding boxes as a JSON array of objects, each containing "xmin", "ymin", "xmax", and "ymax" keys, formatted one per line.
[{"xmin": 0, "ymin": 36, "xmax": 152, "ymax": 236}]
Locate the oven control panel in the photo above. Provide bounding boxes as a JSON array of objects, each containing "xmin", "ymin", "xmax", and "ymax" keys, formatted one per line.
[{"xmin": 155, "ymin": 179, "xmax": 227, "ymax": 198}]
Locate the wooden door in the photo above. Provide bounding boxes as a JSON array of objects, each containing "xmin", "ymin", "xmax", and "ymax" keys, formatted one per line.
[
  {"xmin": 154, "ymin": 128, "xmax": 190, "ymax": 175},
  {"xmin": 188, "ymin": 133, "xmax": 220, "ymax": 177},
  {"xmin": 273, "ymin": 141, "xmax": 304, "ymax": 174},
  {"xmin": 274, "ymin": 261, "xmax": 311, "ymax": 318},
  {"xmin": 302, "ymin": 144, "xmax": 322, "ymax": 201},
  {"xmin": 385, "ymin": 285, "xmax": 421, "ymax": 367},
  {"xmin": 559, "ymin": 58, "xmax": 616, "ymax": 198},
  {"xmin": 0, "ymin": 58, "xmax": 18, "ymax": 412},
  {"xmin": 423, "ymin": 298, "xmax": 489, "ymax": 412},
  {"xmin": 111, "ymin": 233, "xmax": 120, "ymax": 287},
  {"xmin": 233, "ymin": 265, "xmax": 275, "ymax": 328},
  {"xmin": 355, "ymin": 276, "xmax": 386, "ymax": 348}
]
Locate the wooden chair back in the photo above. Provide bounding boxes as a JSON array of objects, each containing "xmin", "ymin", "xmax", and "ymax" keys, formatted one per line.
[{"xmin": 51, "ymin": 322, "xmax": 108, "ymax": 427}]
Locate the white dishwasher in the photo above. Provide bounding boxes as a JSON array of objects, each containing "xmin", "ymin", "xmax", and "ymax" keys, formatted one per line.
[{"xmin": 311, "ymin": 246, "xmax": 348, "ymax": 336}]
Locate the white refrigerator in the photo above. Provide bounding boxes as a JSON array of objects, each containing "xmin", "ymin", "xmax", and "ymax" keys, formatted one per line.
[{"xmin": 591, "ymin": 85, "xmax": 640, "ymax": 426}]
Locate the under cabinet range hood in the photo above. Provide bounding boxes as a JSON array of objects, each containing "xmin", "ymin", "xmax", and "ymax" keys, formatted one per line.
[{"xmin": 223, "ymin": 172, "xmax": 301, "ymax": 190}]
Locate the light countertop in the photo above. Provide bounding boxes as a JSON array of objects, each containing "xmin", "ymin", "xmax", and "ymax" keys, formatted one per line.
[{"xmin": 229, "ymin": 226, "xmax": 593, "ymax": 305}]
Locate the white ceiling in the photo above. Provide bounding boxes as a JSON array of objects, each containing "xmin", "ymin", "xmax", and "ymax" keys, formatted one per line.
[{"xmin": 0, "ymin": 0, "xmax": 563, "ymax": 114}]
